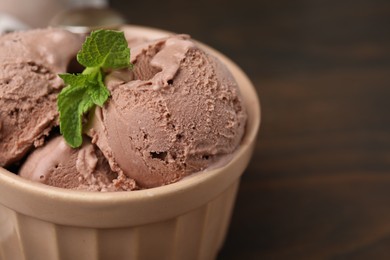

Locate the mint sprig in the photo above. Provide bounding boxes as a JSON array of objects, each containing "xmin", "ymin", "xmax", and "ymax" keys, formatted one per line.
[{"xmin": 58, "ymin": 30, "xmax": 131, "ymax": 148}]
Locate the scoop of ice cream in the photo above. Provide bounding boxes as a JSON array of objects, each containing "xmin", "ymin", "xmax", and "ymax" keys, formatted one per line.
[
  {"xmin": 0, "ymin": 28, "xmax": 83, "ymax": 167},
  {"xmin": 19, "ymin": 136, "xmax": 137, "ymax": 192},
  {"xmin": 88, "ymin": 35, "xmax": 247, "ymax": 188}
]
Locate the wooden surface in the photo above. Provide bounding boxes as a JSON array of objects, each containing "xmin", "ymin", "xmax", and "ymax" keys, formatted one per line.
[{"xmin": 111, "ymin": 0, "xmax": 390, "ymax": 259}]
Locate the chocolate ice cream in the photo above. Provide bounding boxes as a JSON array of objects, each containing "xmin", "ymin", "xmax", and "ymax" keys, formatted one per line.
[
  {"xmin": 0, "ymin": 28, "xmax": 83, "ymax": 167},
  {"xmin": 1, "ymin": 29, "xmax": 247, "ymax": 191},
  {"xmin": 19, "ymin": 136, "xmax": 136, "ymax": 191},
  {"xmin": 88, "ymin": 35, "xmax": 247, "ymax": 188}
]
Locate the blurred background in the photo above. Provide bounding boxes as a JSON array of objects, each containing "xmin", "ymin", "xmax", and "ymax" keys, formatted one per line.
[{"xmin": 2, "ymin": 0, "xmax": 390, "ymax": 258}]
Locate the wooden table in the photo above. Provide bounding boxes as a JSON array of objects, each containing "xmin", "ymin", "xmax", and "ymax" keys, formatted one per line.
[{"xmin": 111, "ymin": 0, "xmax": 390, "ymax": 258}]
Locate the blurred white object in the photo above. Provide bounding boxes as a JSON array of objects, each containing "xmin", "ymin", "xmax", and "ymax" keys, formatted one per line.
[
  {"xmin": 65, "ymin": 0, "xmax": 107, "ymax": 7},
  {"xmin": 0, "ymin": 12, "xmax": 29, "ymax": 34},
  {"xmin": 0, "ymin": 0, "xmax": 107, "ymax": 32},
  {"xmin": 50, "ymin": 7, "xmax": 125, "ymax": 34}
]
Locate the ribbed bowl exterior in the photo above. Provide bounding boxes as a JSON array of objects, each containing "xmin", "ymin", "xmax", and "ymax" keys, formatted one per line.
[{"xmin": 0, "ymin": 182, "xmax": 239, "ymax": 260}]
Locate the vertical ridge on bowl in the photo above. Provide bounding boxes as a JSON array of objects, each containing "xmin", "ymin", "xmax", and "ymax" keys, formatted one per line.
[
  {"xmin": 216, "ymin": 180, "xmax": 240, "ymax": 251},
  {"xmin": 16, "ymin": 213, "xmax": 59, "ymax": 260},
  {"xmin": 0, "ymin": 206, "xmax": 24, "ymax": 260},
  {"xmin": 172, "ymin": 205, "xmax": 205, "ymax": 260},
  {"xmin": 197, "ymin": 181, "xmax": 239, "ymax": 260},
  {"xmin": 138, "ymin": 218, "xmax": 177, "ymax": 259},
  {"xmin": 55, "ymin": 225, "xmax": 99, "ymax": 260},
  {"xmin": 97, "ymin": 226, "xmax": 139, "ymax": 259}
]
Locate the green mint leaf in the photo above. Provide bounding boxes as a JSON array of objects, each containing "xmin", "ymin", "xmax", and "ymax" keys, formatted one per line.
[
  {"xmin": 87, "ymin": 78, "xmax": 110, "ymax": 106},
  {"xmin": 58, "ymin": 74, "xmax": 94, "ymax": 148},
  {"xmin": 77, "ymin": 30, "xmax": 130, "ymax": 69},
  {"xmin": 57, "ymin": 29, "xmax": 132, "ymax": 148},
  {"xmin": 81, "ymin": 67, "xmax": 109, "ymax": 106}
]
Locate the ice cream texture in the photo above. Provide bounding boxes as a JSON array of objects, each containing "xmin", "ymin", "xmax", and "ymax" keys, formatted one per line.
[
  {"xmin": 0, "ymin": 28, "xmax": 83, "ymax": 167},
  {"xmin": 1, "ymin": 29, "xmax": 247, "ymax": 191},
  {"xmin": 89, "ymin": 35, "xmax": 247, "ymax": 188},
  {"xmin": 19, "ymin": 136, "xmax": 136, "ymax": 191}
]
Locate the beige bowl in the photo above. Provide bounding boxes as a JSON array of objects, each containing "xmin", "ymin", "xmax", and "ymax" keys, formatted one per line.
[{"xmin": 0, "ymin": 25, "xmax": 260, "ymax": 260}]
